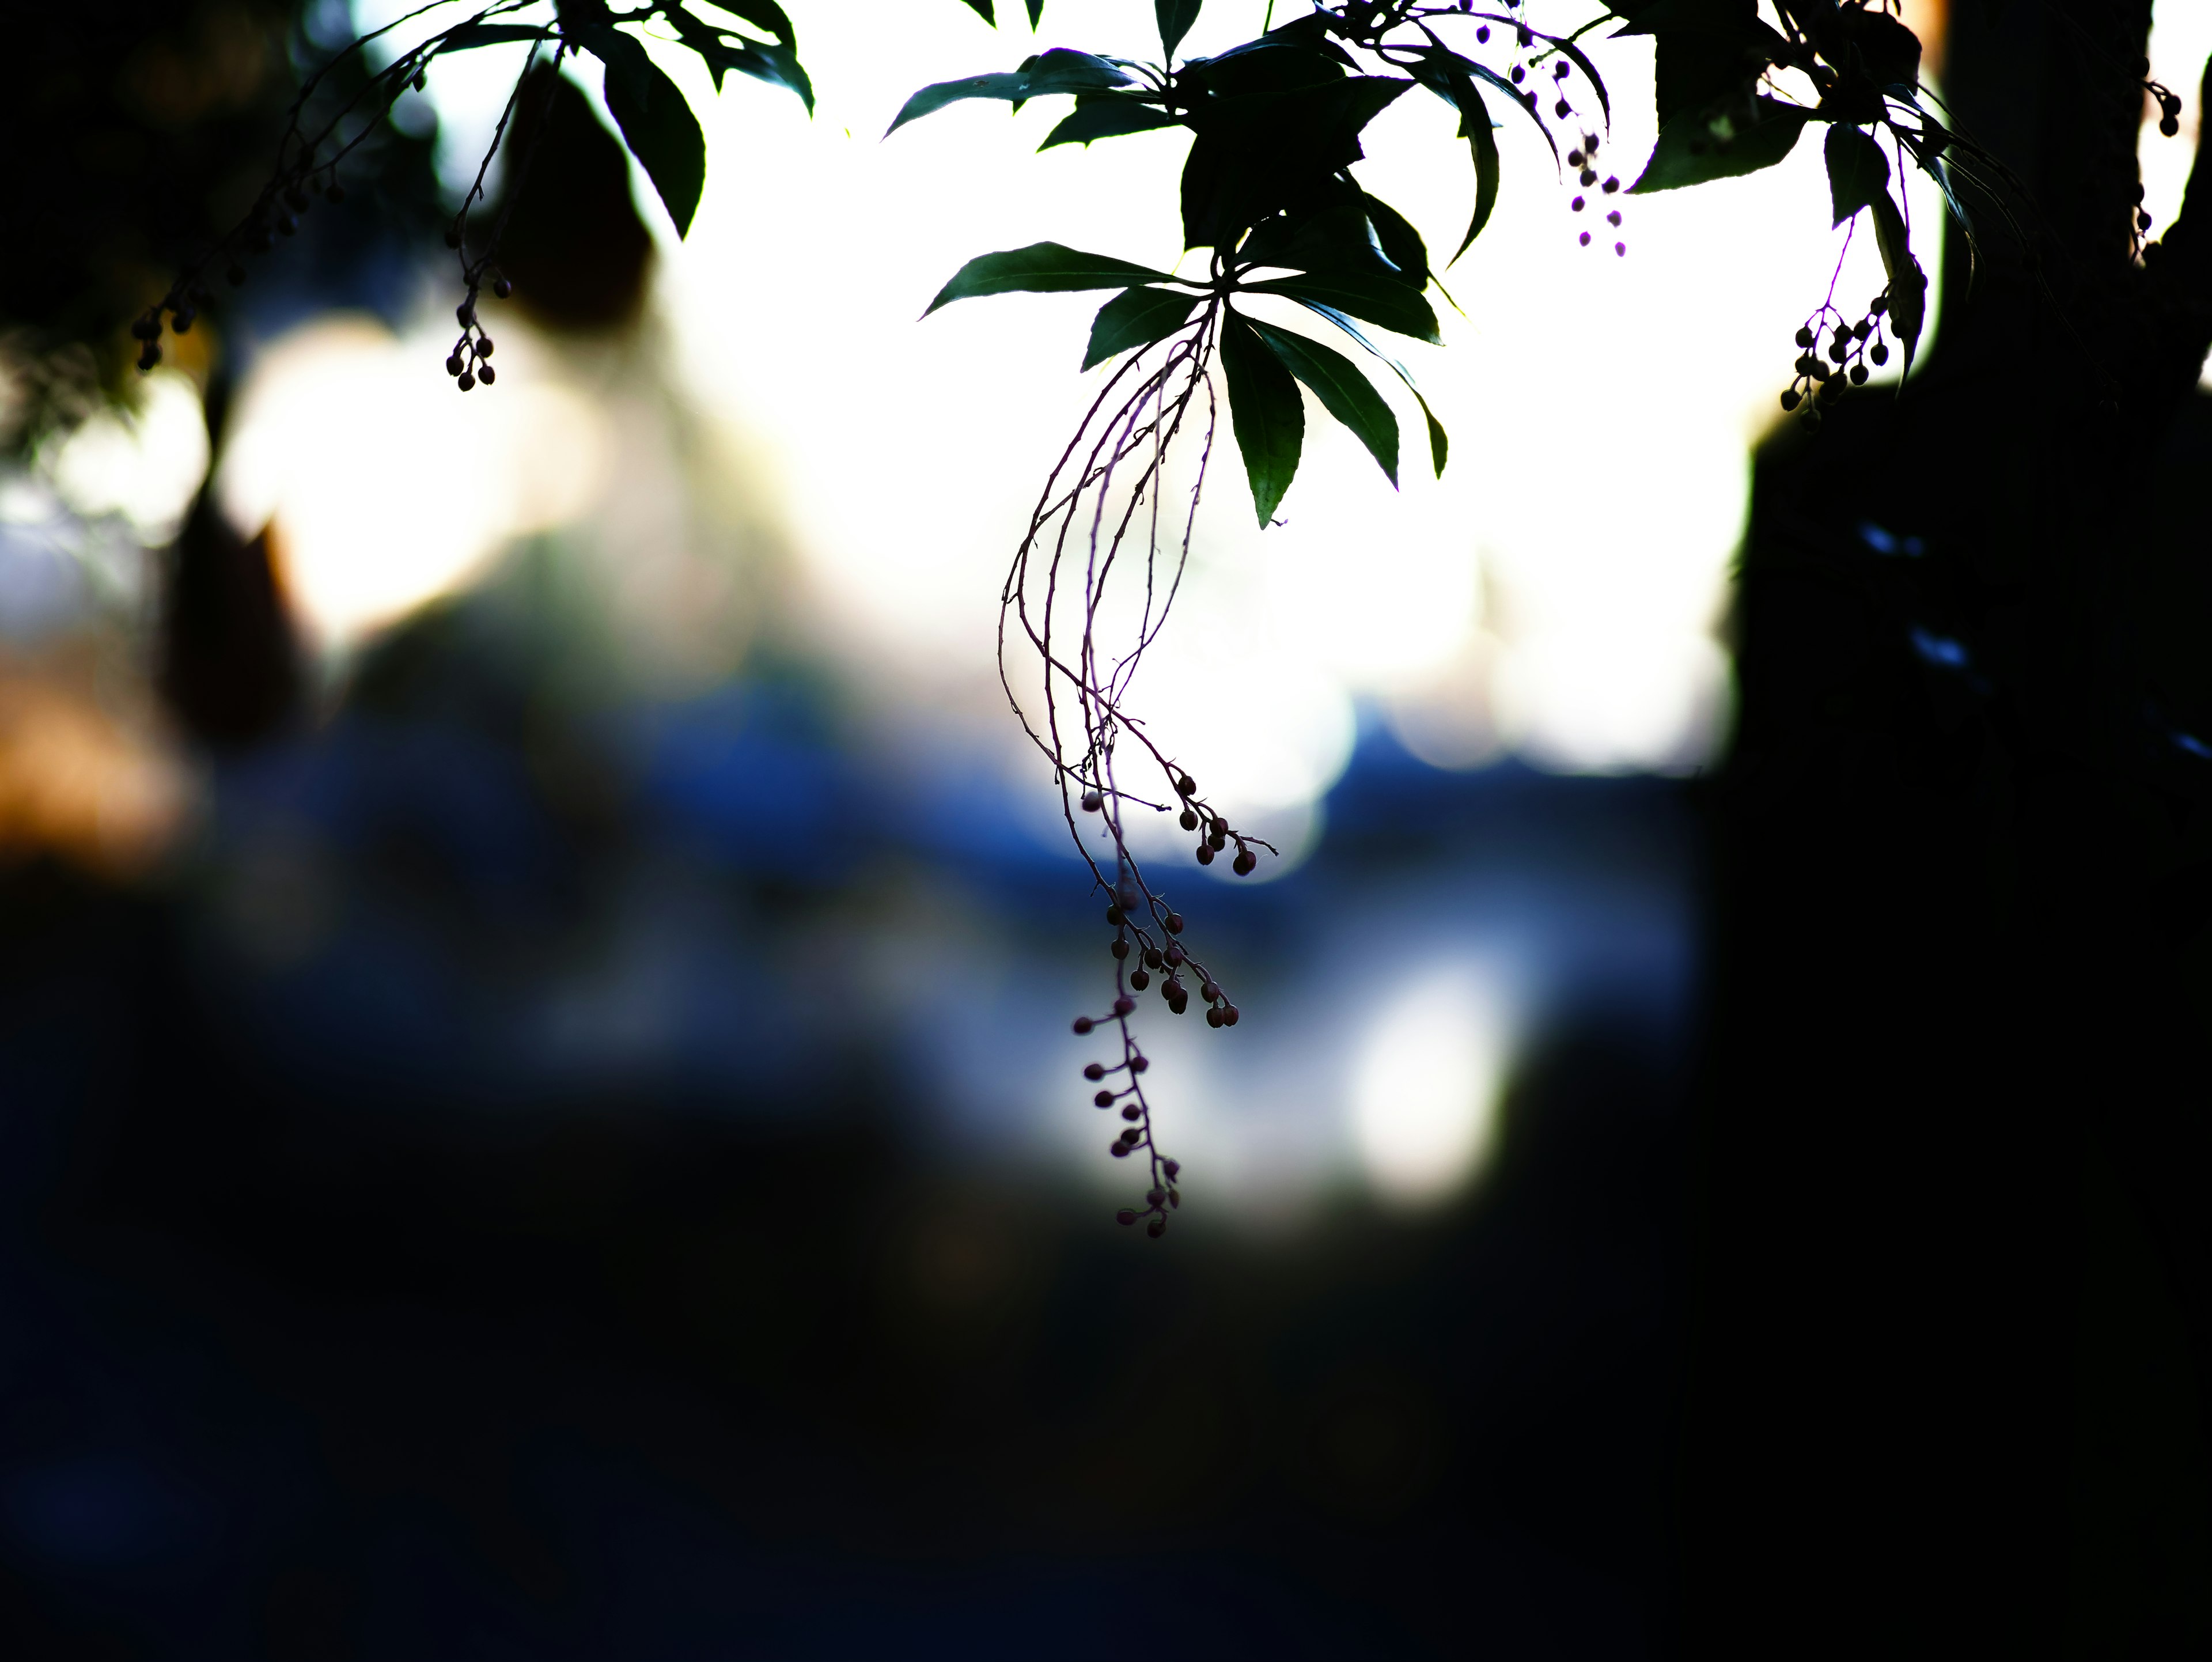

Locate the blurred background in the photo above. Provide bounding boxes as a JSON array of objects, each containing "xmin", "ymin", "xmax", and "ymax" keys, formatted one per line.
[{"xmin": 1, "ymin": 1, "xmax": 2203, "ymax": 1655}]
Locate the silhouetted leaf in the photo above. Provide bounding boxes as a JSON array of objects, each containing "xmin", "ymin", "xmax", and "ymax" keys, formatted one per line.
[
  {"xmin": 1157, "ymin": 0, "xmax": 1201, "ymax": 59},
  {"xmin": 1282, "ymin": 301, "xmax": 1448, "ymax": 476},
  {"xmin": 1241, "ymin": 271, "xmax": 1441, "ymax": 343},
  {"xmin": 1361, "ymin": 194, "xmax": 1430, "ymax": 286},
  {"xmin": 579, "ymin": 25, "xmax": 707, "ymax": 236},
  {"xmin": 889, "ymin": 49, "xmax": 1129, "ymax": 134},
  {"xmin": 708, "ymin": 0, "xmax": 797, "ymax": 47},
  {"xmin": 958, "ymin": 0, "xmax": 995, "ymax": 24},
  {"xmin": 1041, "ymin": 95, "xmax": 1180, "ymax": 149},
  {"xmin": 1240, "ymin": 204, "xmax": 1400, "ymax": 282},
  {"xmin": 925, "ymin": 243, "xmax": 1183, "ymax": 315},
  {"xmin": 1630, "ymin": 94, "xmax": 1808, "ymax": 192},
  {"xmin": 1219, "ymin": 313, "xmax": 1304, "ymax": 525},
  {"xmin": 1465, "ymin": 60, "xmax": 1559, "ymax": 165},
  {"xmin": 1824, "ymin": 123, "xmax": 1891, "ymax": 226},
  {"xmin": 445, "ymin": 23, "xmax": 550, "ymax": 49},
  {"xmin": 1248, "ymin": 318, "xmax": 1397, "ymax": 486},
  {"xmin": 1083, "ymin": 286, "xmax": 1202, "ymax": 368}
]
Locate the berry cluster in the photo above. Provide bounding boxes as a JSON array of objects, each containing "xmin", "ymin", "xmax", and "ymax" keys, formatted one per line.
[
  {"xmin": 444, "ymin": 282, "xmax": 513, "ymax": 393},
  {"xmin": 1778, "ymin": 294, "xmax": 1892, "ymax": 430},
  {"xmin": 1066, "ymin": 759, "xmax": 1271, "ymax": 1235},
  {"xmin": 1565, "ymin": 134, "xmax": 1626, "ymax": 256}
]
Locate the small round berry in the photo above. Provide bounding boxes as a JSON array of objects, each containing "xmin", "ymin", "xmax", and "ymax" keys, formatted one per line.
[
  {"xmin": 1232, "ymin": 850, "xmax": 1256, "ymax": 876},
  {"xmin": 457, "ymin": 372, "xmax": 476, "ymax": 391},
  {"xmin": 1196, "ymin": 844, "xmax": 1214, "ymax": 865},
  {"xmin": 446, "ymin": 354, "xmax": 464, "ymax": 376},
  {"xmin": 2161, "ymin": 115, "xmax": 2180, "ymax": 138},
  {"xmin": 1116, "ymin": 1209, "xmax": 1138, "ymax": 1225},
  {"xmin": 1164, "ymin": 975, "xmax": 1185, "ymax": 1000},
  {"xmin": 1111, "ymin": 937, "xmax": 1129, "ymax": 959},
  {"xmin": 1510, "ymin": 64, "xmax": 1525, "ymax": 84},
  {"xmin": 1105, "ymin": 904, "xmax": 1124, "ymax": 926},
  {"xmin": 1164, "ymin": 944, "xmax": 1184, "ymax": 967},
  {"xmin": 477, "ymin": 365, "xmax": 495, "ymax": 385},
  {"xmin": 1554, "ymin": 62, "xmax": 1568, "ymax": 81},
  {"xmin": 1168, "ymin": 994, "xmax": 1188, "ymax": 1015},
  {"xmin": 1615, "ymin": 242, "xmax": 1626, "ymax": 256},
  {"xmin": 1200, "ymin": 980, "xmax": 1221, "ymax": 1003},
  {"xmin": 131, "ymin": 315, "xmax": 159, "ymax": 342},
  {"xmin": 1122, "ymin": 1103, "xmax": 1142, "ymax": 1122},
  {"xmin": 1073, "ymin": 1016, "xmax": 1095, "ymax": 1035},
  {"xmin": 1130, "ymin": 1055, "xmax": 1149, "ymax": 1073},
  {"xmin": 1221, "ymin": 1005, "xmax": 1240, "ymax": 1027},
  {"xmin": 1568, "ymin": 149, "xmax": 1584, "ymax": 167},
  {"xmin": 1111, "ymin": 1139, "xmax": 1131, "ymax": 1157},
  {"xmin": 476, "ymin": 336, "xmax": 493, "ymax": 358},
  {"xmin": 1084, "ymin": 1062, "xmax": 1106, "ymax": 1081},
  {"xmin": 1869, "ymin": 342, "xmax": 1889, "ymax": 365},
  {"xmin": 1579, "ymin": 232, "xmax": 1591, "ymax": 247},
  {"xmin": 1571, "ymin": 196, "xmax": 1585, "ymax": 212},
  {"xmin": 1475, "ymin": 23, "xmax": 1490, "ymax": 40},
  {"xmin": 1780, "ymin": 389, "xmax": 1801, "ymax": 412},
  {"xmin": 1162, "ymin": 1158, "xmax": 1180, "ymax": 1178},
  {"xmin": 1179, "ymin": 809, "xmax": 1198, "ymax": 831},
  {"xmin": 1206, "ymin": 1006, "xmax": 1224, "ymax": 1028},
  {"xmin": 1081, "ymin": 790, "xmax": 1103, "ymax": 812},
  {"xmin": 172, "ymin": 308, "xmax": 195, "ymax": 334},
  {"xmin": 1603, "ymin": 176, "xmax": 1620, "ymax": 194},
  {"xmin": 1129, "ymin": 968, "xmax": 1151, "ymax": 990},
  {"xmin": 1146, "ymin": 1216, "xmax": 1166, "ymax": 1237},
  {"xmin": 1606, "ymin": 210, "xmax": 1621, "ymax": 227},
  {"xmin": 1849, "ymin": 364, "xmax": 1869, "ymax": 385},
  {"xmin": 1095, "ymin": 1089, "xmax": 1116, "ymax": 1107},
  {"xmin": 1112, "ymin": 996, "xmax": 1135, "ymax": 1016},
  {"xmin": 1580, "ymin": 168, "xmax": 1597, "ymax": 187},
  {"xmin": 1164, "ymin": 912, "xmax": 1183, "ymax": 935},
  {"xmin": 1143, "ymin": 947, "xmax": 1162, "ymax": 968},
  {"xmin": 1119, "ymin": 1127, "xmax": 1141, "ymax": 1145},
  {"xmin": 137, "ymin": 343, "xmax": 161, "ymax": 372},
  {"xmin": 1175, "ymin": 773, "xmax": 1196, "ymax": 796},
  {"xmin": 493, "ymin": 278, "xmax": 513, "ymax": 300},
  {"xmin": 456, "ymin": 301, "xmax": 474, "ymax": 325}
]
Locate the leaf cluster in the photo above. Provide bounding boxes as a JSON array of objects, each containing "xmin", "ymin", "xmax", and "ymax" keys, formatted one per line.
[{"xmin": 906, "ymin": 1, "xmax": 1964, "ymax": 520}]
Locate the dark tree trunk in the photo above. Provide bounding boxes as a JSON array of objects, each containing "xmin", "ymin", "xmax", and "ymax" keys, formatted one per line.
[{"xmin": 1689, "ymin": 3, "xmax": 2212, "ymax": 1652}]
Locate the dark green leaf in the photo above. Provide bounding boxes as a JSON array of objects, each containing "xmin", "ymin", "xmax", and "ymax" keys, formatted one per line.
[
  {"xmin": 444, "ymin": 22, "xmax": 551, "ymax": 49},
  {"xmin": 1248, "ymin": 318, "xmax": 1397, "ymax": 486},
  {"xmin": 1361, "ymin": 194, "xmax": 1430, "ymax": 286},
  {"xmin": 1868, "ymin": 190, "xmax": 1927, "ymax": 378},
  {"xmin": 1156, "ymin": 0, "xmax": 1201, "ymax": 59},
  {"xmin": 888, "ymin": 48, "xmax": 1130, "ymax": 134},
  {"xmin": 958, "ymin": 0, "xmax": 995, "ymax": 24},
  {"xmin": 1240, "ymin": 204, "xmax": 1400, "ymax": 282},
  {"xmin": 1241, "ymin": 271, "xmax": 1440, "ymax": 343},
  {"xmin": 925, "ymin": 243, "xmax": 1184, "ymax": 315},
  {"xmin": 1630, "ymin": 94, "xmax": 1808, "ymax": 193},
  {"xmin": 1082, "ymin": 286, "xmax": 1202, "ymax": 369},
  {"xmin": 1219, "ymin": 314, "xmax": 1304, "ymax": 525},
  {"xmin": 1027, "ymin": 0, "xmax": 1045, "ymax": 28},
  {"xmin": 706, "ymin": 0, "xmax": 797, "ymax": 47},
  {"xmin": 1040, "ymin": 96, "xmax": 1180, "ymax": 149},
  {"xmin": 1276, "ymin": 300, "xmax": 1445, "ymax": 478},
  {"xmin": 1824, "ymin": 123, "xmax": 1890, "ymax": 226},
  {"xmin": 584, "ymin": 25, "xmax": 708, "ymax": 236}
]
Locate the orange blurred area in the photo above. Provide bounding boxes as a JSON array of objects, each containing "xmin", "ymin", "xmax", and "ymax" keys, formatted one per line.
[{"xmin": 0, "ymin": 647, "xmax": 193, "ymax": 879}]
